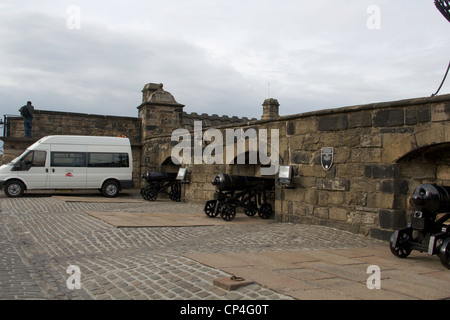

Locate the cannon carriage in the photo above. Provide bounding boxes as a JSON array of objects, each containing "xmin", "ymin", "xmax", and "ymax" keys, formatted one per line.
[
  {"xmin": 390, "ymin": 183, "xmax": 450, "ymax": 269},
  {"xmin": 204, "ymin": 174, "xmax": 275, "ymax": 221},
  {"xmin": 140, "ymin": 171, "xmax": 182, "ymax": 201}
]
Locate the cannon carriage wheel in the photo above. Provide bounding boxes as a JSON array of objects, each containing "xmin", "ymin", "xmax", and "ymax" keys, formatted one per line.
[
  {"xmin": 439, "ymin": 238, "xmax": 450, "ymax": 269},
  {"xmin": 168, "ymin": 182, "xmax": 181, "ymax": 202},
  {"xmin": 389, "ymin": 231, "xmax": 412, "ymax": 258},
  {"xmin": 258, "ymin": 203, "xmax": 273, "ymax": 219},
  {"xmin": 244, "ymin": 202, "xmax": 258, "ymax": 216},
  {"xmin": 204, "ymin": 200, "xmax": 221, "ymax": 218},
  {"xmin": 141, "ymin": 183, "xmax": 159, "ymax": 201},
  {"xmin": 220, "ymin": 203, "xmax": 236, "ymax": 221}
]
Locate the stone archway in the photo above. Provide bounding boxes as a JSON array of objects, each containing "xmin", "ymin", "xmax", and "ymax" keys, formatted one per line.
[
  {"xmin": 382, "ymin": 122, "xmax": 450, "ymax": 163},
  {"xmin": 398, "ymin": 142, "xmax": 450, "ymax": 195},
  {"xmin": 161, "ymin": 156, "xmax": 180, "ymax": 173}
]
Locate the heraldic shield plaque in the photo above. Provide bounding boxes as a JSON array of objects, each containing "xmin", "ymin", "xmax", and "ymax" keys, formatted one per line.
[{"xmin": 321, "ymin": 147, "xmax": 334, "ymax": 171}]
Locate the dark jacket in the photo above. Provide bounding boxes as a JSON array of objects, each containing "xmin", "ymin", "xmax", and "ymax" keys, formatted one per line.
[{"xmin": 20, "ymin": 104, "xmax": 34, "ymax": 119}]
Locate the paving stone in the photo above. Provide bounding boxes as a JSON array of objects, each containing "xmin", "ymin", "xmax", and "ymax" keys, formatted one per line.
[{"xmin": 4, "ymin": 189, "xmax": 439, "ymax": 300}]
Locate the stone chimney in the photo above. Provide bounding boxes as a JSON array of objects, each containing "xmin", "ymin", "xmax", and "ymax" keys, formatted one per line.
[
  {"xmin": 137, "ymin": 83, "xmax": 185, "ymax": 141},
  {"xmin": 261, "ymin": 98, "xmax": 279, "ymax": 120}
]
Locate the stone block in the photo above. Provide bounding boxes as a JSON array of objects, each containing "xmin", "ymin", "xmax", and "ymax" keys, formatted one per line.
[
  {"xmin": 300, "ymin": 165, "xmax": 327, "ymax": 178},
  {"xmin": 291, "ymin": 150, "xmax": 312, "ymax": 164},
  {"xmin": 316, "ymin": 178, "xmax": 350, "ymax": 191},
  {"xmin": 336, "ymin": 163, "xmax": 365, "ymax": 178},
  {"xmin": 400, "ymin": 160, "xmax": 436, "ymax": 179},
  {"xmin": 318, "ymin": 191, "xmax": 345, "ymax": 206},
  {"xmin": 290, "ymin": 118, "xmax": 317, "ymax": 135},
  {"xmin": 348, "ymin": 111, "xmax": 372, "ymax": 128},
  {"xmin": 415, "ymin": 122, "xmax": 445, "ymax": 148},
  {"xmin": 313, "ymin": 207, "xmax": 329, "ymax": 219},
  {"xmin": 345, "ymin": 192, "xmax": 368, "ymax": 207},
  {"xmin": 417, "ymin": 106, "xmax": 431, "ymax": 123},
  {"xmin": 360, "ymin": 134, "xmax": 382, "ymax": 148},
  {"xmin": 351, "ymin": 149, "xmax": 382, "ymax": 163},
  {"xmin": 329, "ymin": 208, "xmax": 348, "ymax": 221},
  {"xmin": 365, "ymin": 164, "xmax": 398, "ymax": 178},
  {"xmin": 367, "ymin": 192, "xmax": 394, "ymax": 209},
  {"xmin": 382, "ymin": 133, "xmax": 416, "ymax": 163},
  {"xmin": 294, "ymin": 176, "xmax": 316, "ymax": 188},
  {"xmin": 303, "ymin": 189, "xmax": 318, "ymax": 205},
  {"xmin": 405, "ymin": 107, "xmax": 418, "ymax": 125},
  {"xmin": 373, "ymin": 109, "xmax": 404, "ymax": 127},
  {"xmin": 378, "ymin": 210, "xmax": 407, "ymax": 229},
  {"xmin": 318, "ymin": 115, "xmax": 348, "ymax": 131},
  {"xmin": 431, "ymin": 102, "xmax": 450, "ymax": 122},
  {"xmin": 437, "ymin": 165, "xmax": 450, "ymax": 180},
  {"xmin": 333, "ymin": 147, "xmax": 351, "ymax": 163}
]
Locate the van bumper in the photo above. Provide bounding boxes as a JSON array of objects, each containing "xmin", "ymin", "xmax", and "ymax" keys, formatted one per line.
[{"xmin": 0, "ymin": 180, "xmax": 3, "ymax": 189}]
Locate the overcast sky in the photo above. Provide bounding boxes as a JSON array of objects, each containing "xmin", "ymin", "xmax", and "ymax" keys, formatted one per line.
[{"xmin": 1, "ymin": 0, "xmax": 449, "ymax": 122}]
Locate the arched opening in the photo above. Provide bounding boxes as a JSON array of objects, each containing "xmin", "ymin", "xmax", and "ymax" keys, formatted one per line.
[
  {"xmin": 394, "ymin": 142, "xmax": 450, "ymax": 227},
  {"xmin": 398, "ymin": 142, "xmax": 450, "ymax": 193},
  {"xmin": 161, "ymin": 156, "xmax": 180, "ymax": 173}
]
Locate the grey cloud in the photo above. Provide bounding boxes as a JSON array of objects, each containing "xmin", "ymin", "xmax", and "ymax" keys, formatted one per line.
[{"xmin": 1, "ymin": 1, "xmax": 450, "ymax": 122}]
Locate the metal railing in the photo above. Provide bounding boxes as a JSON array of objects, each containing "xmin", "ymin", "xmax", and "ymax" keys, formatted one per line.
[{"xmin": 1, "ymin": 114, "xmax": 21, "ymax": 138}]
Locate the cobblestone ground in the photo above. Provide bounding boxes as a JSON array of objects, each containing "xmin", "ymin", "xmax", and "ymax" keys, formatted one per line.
[{"xmin": 0, "ymin": 190, "xmax": 383, "ymax": 300}]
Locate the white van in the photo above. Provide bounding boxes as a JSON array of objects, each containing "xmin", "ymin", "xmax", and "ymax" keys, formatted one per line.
[{"xmin": 0, "ymin": 135, "xmax": 133, "ymax": 197}]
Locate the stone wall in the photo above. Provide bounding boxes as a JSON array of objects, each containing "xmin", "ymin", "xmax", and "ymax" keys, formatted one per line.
[
  {"xmin": 143, "ymin": 94, "xmax": 450, "ymax": 241},
  {"xmin": 5, "ymin": 110, "xmax": 141, "ymax": 141},
  {"xmin": 274, "ymin": 95, "xmax": 450, "ymax": 240}
]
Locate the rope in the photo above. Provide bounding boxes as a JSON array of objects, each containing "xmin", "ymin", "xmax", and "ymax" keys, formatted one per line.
[{"xmin": 432, "ymin": 60, "xmax": 450, "ymax": 97}]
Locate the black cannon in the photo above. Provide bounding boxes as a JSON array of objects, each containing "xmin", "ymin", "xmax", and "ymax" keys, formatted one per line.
[
  {"xmin": 204, "ymin": 174, "xmax": 275, "ymax": 221},
  {"xmin": 140, "ymin": 171, "xmax": 181, "ymax": 202},
  {"xmin": 390, "ymin": 183, "xmax": 450, "ymax": 269}
]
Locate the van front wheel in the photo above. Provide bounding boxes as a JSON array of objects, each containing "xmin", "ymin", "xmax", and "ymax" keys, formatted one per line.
[
  {"xmin": 4, "ymin": 180, "xmax": 25, "ymax": 198},
  {"xmin": 102, "ymin": 180, "xmax": 120, "ymax": 198}
]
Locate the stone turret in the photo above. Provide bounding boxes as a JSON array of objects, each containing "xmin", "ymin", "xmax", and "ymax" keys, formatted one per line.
[
  {"xmin": 262, "ymin": 98, "xmax": 279, "ymax": 120},
  {"xmin": 138, "ymin": 83, "xmax": 185, "ymax": 141}
]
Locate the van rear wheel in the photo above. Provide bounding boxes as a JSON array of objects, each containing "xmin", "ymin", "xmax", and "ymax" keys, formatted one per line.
[
  {"xmin": 102, "ymin": 180, "xmax": 120, "ymax": 197},
  {"xmin": 4, "ymin": 180, "xmax": 25, "ymax": 198}
]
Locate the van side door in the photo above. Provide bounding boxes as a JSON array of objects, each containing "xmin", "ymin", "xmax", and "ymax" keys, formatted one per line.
[{"xmin": 13, "ymin": 149, "xmax": 49, "ymax": 189}]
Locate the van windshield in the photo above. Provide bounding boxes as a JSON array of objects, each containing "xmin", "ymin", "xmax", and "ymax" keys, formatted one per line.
[{"xmin": 8, "ymin": 149, "xmax": 30, "ymax": 165}]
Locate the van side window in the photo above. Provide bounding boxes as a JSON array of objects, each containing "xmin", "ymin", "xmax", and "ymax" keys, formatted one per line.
[
  {"xmin": 88, "ymin": 153, "xmax": 129, "ymax": 167},
  {"xmin": 32, "ymin": 151, "xmax": 47, "ymax": 167},
  {"xmin": 51, "ymin": 152, "xmax": 86, "ymax": 167}
]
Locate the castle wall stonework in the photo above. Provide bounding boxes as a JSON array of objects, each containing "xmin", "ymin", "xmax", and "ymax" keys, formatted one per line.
[
  {"xmin": 143, "ymin": 94, "xmax": 450, "ymax": 240},
  {"xmin": 2, "ymin": 83, "xmax": 450, "ymax": 241}
]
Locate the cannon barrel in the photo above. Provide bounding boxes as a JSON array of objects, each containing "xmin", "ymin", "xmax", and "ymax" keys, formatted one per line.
[
  {"xmin": 142, "ymin": 171, "xmax": 177, "ymax": 183},
  {"xmin": 410, "ymin": 183, "xmax": 450, "ymax": 213},
  {"xmin": 211, "ymin": 174, "xmax": 274, "ymax": 191}
]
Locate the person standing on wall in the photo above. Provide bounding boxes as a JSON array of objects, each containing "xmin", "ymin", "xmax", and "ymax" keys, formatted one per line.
[{"xmin": 19, "ymin": 101, "xmax": 34, "ymax": 138}]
